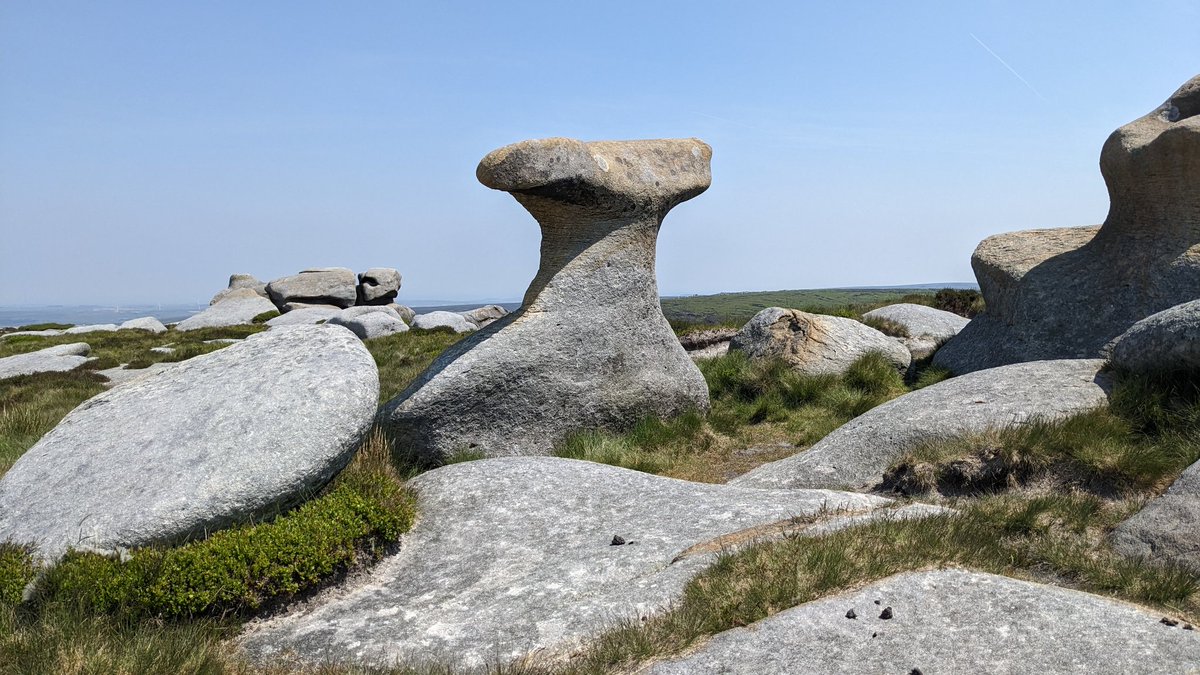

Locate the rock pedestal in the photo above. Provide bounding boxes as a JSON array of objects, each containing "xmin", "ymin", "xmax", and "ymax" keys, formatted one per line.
[
  {"xmin": 380, "ymin": 138, "xmax": 713, "ymax": 461},
  {"xmin": 935, "ymin": 75, "xmax": 1200, "ymax": 373}
]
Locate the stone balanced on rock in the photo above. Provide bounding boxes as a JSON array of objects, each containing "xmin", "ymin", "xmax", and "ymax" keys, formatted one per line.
[
  {"xmin": 935, "ymin": 74, "xmax": 1200, "ymax": 373},
  {"xmin": 380, "ymin": 138, "xmax": 713, "ymax": 461}
]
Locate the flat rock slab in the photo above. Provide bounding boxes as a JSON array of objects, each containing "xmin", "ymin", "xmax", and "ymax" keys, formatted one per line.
[
  {"xmin": 0, "ymin": 325, "xmax": 378, "ymax": 561},
  {"xmin": 118, "ymin": 317, "xmax": 168, "ymax": 333},
  {"xmin": 0, "ymin": 343, "xmax": 92, "ymax": 380},
  {"xmin": 1113, "ymin": 457, "xmax": 1200, "ymax": 572},
  {"xmin": 238, "ymin": 457, "xmax": 895, "ymax": 669},
  {"xmin": 733, "ymin": 360, "xmax": 1111, "ymax": 490},
  {"xmin": 643, "ymin": 569, "xmax": 1200, "ymax": 674},
  {"xmin": 177, "ymin": 288, "xmax": 277, "ymax": 331},
  {"xmin": 411, "ymin": 310, "xmax": 476, "ymax": 333}
]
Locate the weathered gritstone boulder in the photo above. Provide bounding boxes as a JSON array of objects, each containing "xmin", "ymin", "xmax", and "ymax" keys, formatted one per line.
[
  {"xmin": 238, "ymin": 457, "xmax": 899, "ymax": 669},
  {"xmin": 380, "ymin": 138, "xmax": 713, "ymax": 460},
  {"xmin": 64, "ymin": 323, "xmax": 119, "ymax": 334},
  {"xmin": 388, "ymin": 304, "xmax": 416, "ymax": 325},
  {"xmin": 1112, "ymin": 457, "xmax": 1200, "ymax": 571},
  {"xmin": 328, "ymin": 309, "xmax": 409, "ymax": 340},
  {"xmin": 210, "ymin": 273, "xmax": 269, "ymax": 305},
  {"xmin": 1, "ymin": 329, "xmax": 64, "ymax": 338},
  {"xmin": 733, "ymin": 359, "xmax": 1110, "ymax": 490},
  {"xmin": 266, "ymin": 268, "xmax": 358, "ymax": 310},
  {"xmin": 410, "ymin": 310, "xmax": 475, "ymax": 333},
  {"xmin": 0, "ymin": 325, "xmax": 378, "ymax": 562},
  {"xmin": 643, "ymin": 569, "xmax": 1200, "ymax": 674},
  {"xmin": 265, "ymin": 305, "xmax": 342, "ymax": 327},
  {"xmin": 730, "ymin": 308, "xmax": 911, "ymax": 375},
  {"xmin": 1110, "ymin": 299, "xmax": 1200, "ymax": 373},
  {"xmin": 356, "ymin": 268, "xmax": 402, "ymax": 305},
  {"xmin": 96, "ymin": 361, "xmax": 179, "ymax": 388},
  {"xmin": 680, "ymin": 327, "xmax": 736, "ymax": 361},
  {"xmin": 118, "ymin": 316, "xmax": 168, "ymax": 333},
  {"xmin": 936, "ymin": 75, "xmax": 1200, "ymax": 374},
  {"xmin": 0, "ymin": 343, "xmax": 92, "ymax": 380},
  {"xmin": 862, "ymin": 303, "xmax": 968, "ymax": 360},
  {"xmin": 177, "ymin": 288, "xmax": 277, "ymax": 331},
  {"xmin": 460, "ymin": 304, "xmax": 509, "ymax": 328}
]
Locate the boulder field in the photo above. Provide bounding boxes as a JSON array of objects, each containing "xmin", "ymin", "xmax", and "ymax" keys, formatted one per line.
[
  {"xmin": 379, "ymin": 138, "xmax": 713, "ymax": 462},
  {"xmin": 0, "ymin": 324, "xmax": 378, "ymax": 561}
]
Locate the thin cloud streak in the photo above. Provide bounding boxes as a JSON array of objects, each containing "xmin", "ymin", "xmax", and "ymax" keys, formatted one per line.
[{"xmin": 969, "ymin": 32, "xmax": 1049, "ymax": 103}]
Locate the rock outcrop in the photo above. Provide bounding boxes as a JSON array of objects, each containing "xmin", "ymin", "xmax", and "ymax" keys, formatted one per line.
[
  {"xmin": 237, "ymin": 457, "xmax": 901, "ymax": 669},
  {"xmin": 0, "ymin": 343, "xmax": 93, "ymax": 380},
  {"xmin": 210, "ymin": 273, "xmax": 268, "ymax": 305},
  {"xmin": 732, "ymin": 359, "xmax": 1111, "ymax": 490},
  {"xmin": 411, "ymin": 310, "xmax": 475, "ymax": 333},
  {"xmin": 460, "ymin": 304, "xmax": 509, "ymax": 328},
  {"xmin": 1113, "ymin": 456, "xmax": 1200, "ymax": 572},
  {"xmin": 935, "ymin": 75, "xmax": 1200, "ymax": 373},
  {"xmin": 177, "ymin": 288, "xmax": 277, "ymax": 331},
  {"xmin": 1110, "ymin": 299, "xmax": 1200, "ymax": 373},
  {"xmin": 118, "ymin": 317, "xmax": 168, "ymax": 333},
  {"xmin": 730, "ymin": 308, "xmax": 911, "ymax": 375},
  {"xmin": 379, "ymin": 138, "xmax": 713, "ymax": 460},
  {"xmin": 862, "ymin": 303, "xmax": 969, "ymax": 360},
  {"xmin": 0, "ymin": 325, "xmax": 378, "ymax": 562},
  {"xmin": 644, "ymin": 569, "xmax": 1200, "ymax": 674},
  {"xmin": 356, "ymin": 268, "xmax": 401, "ymax": 305},
  {"xmin": 328, "ymin": 307, "xmax": 409, "ymax": 340},
  {"xmin": 266, "ymin": 268, "xmax": 358, "ymax": 310},
  {"xmin": 265, "ymin": 306, "xmax": 342, "ymax": 327}
]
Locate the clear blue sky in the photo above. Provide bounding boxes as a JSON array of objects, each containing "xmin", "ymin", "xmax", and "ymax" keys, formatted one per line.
[{"xmin": 2, "ymin": 1, "xmax": 1197, "ymax": 305}]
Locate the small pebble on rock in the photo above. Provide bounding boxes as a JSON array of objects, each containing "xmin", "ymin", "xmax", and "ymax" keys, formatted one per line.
[
  {"xmin": 1185, "ymin": 623, "xmax": 1195, "ymax": 631},
  {"xmin": 610, "ymin": 535, "xmax": 626, "ymax": 546},
  {"xmin": 845, "ymin": 608, "xmax": 857, "ymax": 619},
  {"xmin": 1161, "ymin": 617, "xmax": 1180, "ymax": 627},
  {"xmin": 874, "ymin": 599, "xmax": 881, "ymax": 605},
  {"xmin": 910, "ymin": 669, "xmax": 923, "ymax": 675},
  {"xmin": 880, "ymin": 607, "xmax": 894, "ymax": 620}
]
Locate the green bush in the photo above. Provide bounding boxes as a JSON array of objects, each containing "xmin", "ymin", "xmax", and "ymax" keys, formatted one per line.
[
  {"xmin": 251, "ymin": 310, "xmax": 281, "ymax": 324},
  {"xmin": 32, "ymin": 465, "xmax": 414, "ymax": 620},
  {"xmin": 932, "ymin": 288, "xmax": 984, "ymax": 317},
  {"xmin": 0, "ymin": 544, "xmax": 35, "ymax": 606}
]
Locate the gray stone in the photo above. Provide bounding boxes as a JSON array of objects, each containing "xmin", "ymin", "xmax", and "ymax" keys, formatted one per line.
[
  {"xmin": 265, "ymin": 306, "xmax": 342, "ymax": 327},
  {"xmin": 410, "ymin": 311, "xmax": 476, "ymax": 333},
  {"xmin": 0, "ymin": 329, "xmax": 64, "ymax": 339},
  {"xmin": 177, "ymin": 289, "xmax": 277, "ymax": 331},
  {"xmin": 237, "ymin": 457, "xmax": 894, "ymax": 669},
  {"xmin": 0, "ymin": 343, "xmax": 93, "ymax": 380},
  {"xmin": 1110, "ymin": 299, "xmax": 1200, "ymax": 373},
  {"xmin": 210, "ymin": 273, "xmax": 269, "ymax": 305},
  {"xmin": 357, "ymin": 268, "xmax": 402, "ymax": 305},
  {"xmin": 149, "ymin": 346, "xmax": 175, "ymax": 354},
  {"xmin": 1113, "ymin": 457, "xmax": 1200, "ymax": 571},
  {"xmin": 338, "ymin": 305, "xmax": 404, "ymax": 322},
  {"xmin": 730, "ymin": 308, "xmax": 911, "ymax": 375},
  {"xmin": 936, "ymin": 75, "xmax": 1200, "ymax": 373},
  {"xmin": 0, "ymin": 325, "xmax": 378, "ymax": 562},
  {"xmin": 680, "ymin": 328, "xmax": 738, "ymax": 361},
  {"xmin": 643, "ymin": 569, "xmax": 1200, "ymax": 674},
  {"xmin": 96, "ymin": 361, "xmax": 179, "ymax": 388},
  {"xmin": 266, "ymin": 268, "xmax": 358, "ymax": 310},
  {"xmin": 388, "ymin": 304, "xmax": 416, "ymax": 325},
  {"xmin": 732, "ymin": 359, "xmax": 1111, "ymax": 490},
  {"xmin": 460, "ymin": 304, "xmax": 509, "ymax": 328},
  {"xmin": 63, "ymin": 323, "xmax": 119, "ymax": 334},
  {"xmin": 118, "ymin": 317, "xmax": 168, "ymax": 333},
  {"xmin": 862, "ymin": 303, "xmax": 969, "ymax": 359},
  {"xmin": 327, "ymin": 309, "xmax": 409, "ymax": 340},
  {"xmin": 380, "ymin": 138, "xmax": 713, "ymax": 461}
]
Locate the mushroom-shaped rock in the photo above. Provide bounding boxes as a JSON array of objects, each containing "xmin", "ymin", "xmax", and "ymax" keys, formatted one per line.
[
  {"xmin": 731, "ymin": 308, "xmax": 911, "ymax": 375},
  {"xmin": 935, "ymin": 75, "xmax": 1200, "ymax": 373},
  {"xmin": 0, "ymin": 324, "xmax": 379, "ymax": 562},
  {"xmin": 380, "ymin": 138, "xmax": 713, "ymax": 461}
]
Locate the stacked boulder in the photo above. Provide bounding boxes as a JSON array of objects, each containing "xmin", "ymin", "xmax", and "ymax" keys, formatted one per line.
[
  {"xmin": 379, "ymin": 137, "xmax": 714, "ymax": 461},
  {"xmin": 935, "ymin": 75, "xmax": 1200, "ymax": 373}
]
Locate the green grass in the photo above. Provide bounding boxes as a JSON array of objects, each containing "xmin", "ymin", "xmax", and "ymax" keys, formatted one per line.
[
  {"xmin": 556, "ymin": 351, "xmax": 907, "ymax": 483},
  {"xmin": 0, "ymin": 370, "xmax": 108, "ymax": 476},
  {"xmin": 0, "ymin": 325, "xmax": 265, "ymax": 372},
  {"xmin": 367, "ymin": 327, "xmax": 466, "ymax": 403},
  {"xmin": 661, "ymin": 288, "xmax": 938, "ymax": 327}
]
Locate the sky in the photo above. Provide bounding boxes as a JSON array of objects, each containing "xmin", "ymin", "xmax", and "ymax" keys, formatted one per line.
[{"xmin": 1, "ymin": 1, "xmax": 1198, "ymax": 306}]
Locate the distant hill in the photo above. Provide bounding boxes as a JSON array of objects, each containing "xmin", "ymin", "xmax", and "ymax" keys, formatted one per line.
[{"xmin": 660, "ymin": 285, "xmax": 975, "ymax": 327}]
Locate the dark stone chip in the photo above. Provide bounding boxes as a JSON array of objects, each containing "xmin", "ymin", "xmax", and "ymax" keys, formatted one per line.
[
  {"xmin": 1161, "ymin": 617, "xmax": 1180, "ymax": 627},
  {"xmin": 1185, "ymin": 624, "xmax": 1195, "ymax": 631},
  {"xmin": 880, "ymin": 607, "xmax": 894, "ymax": 620},
  {"xmin": 874, "ymin": 599, "xmax": 882, "ymax": 605},
  {"xmin": 610, "ymin": 535, "xmax": 626, "ymax": 546},
  {"xmin": 845, "ymin": 608, "xmax": 857, "ymax": 619},
  {"xmin": 911, "ymin": 669, "xmax": 923, "ymax": 675}
]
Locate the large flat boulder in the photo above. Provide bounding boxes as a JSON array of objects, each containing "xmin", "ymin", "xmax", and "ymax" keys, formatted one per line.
[
  {"xmin": 643, "ymin": 569, "xmax": 1200, "ymax": 674},
  {"xmin": 0, "ymin": 343, "xmax": 92, "ymax": 380},
  {"xmin": 380, "ymin": 139, "xmax": 712, "ymax": 461},
  {"xmin": 265, "ymin": 305, "xmax": 342, "ymax": 327},
  {"xmin": 266, "ymin": 268, "xmax": 358, "ymax": 310},
  {"xmin": 177, "ymin": 288, "xmax": 277, "ymax": 331},
  {"xmin": 732, "ymin": 360, "xmax": 1111, "ymax": 490},
  {"xmin": 237, "ymin": 457, "xmax": 896, "ymax": 669},
  {"xmin": 410, "ymin": 310, "xmax": 475, "ymax": 333},
  {"xmin": 1110, "ymin": 299, "xmax": 1200, "ymax": 373},
  {"xmin": 0, "ymin": 325, "xmax": 378, "ymax": 561},
  {"xmin": 935, "ymin": 75, "xmax": 1200, "ymax": 373},
  {"xmin": 118, "ymin": 317, "xmax": 168, "ymax": 333},
  {"xmin": 730, "ymin": 307, "xmax": 911, "ymax": 375},
  {"xmin": 1112, "ymin": 457, "xmax": 1200, "ymax": 572}
]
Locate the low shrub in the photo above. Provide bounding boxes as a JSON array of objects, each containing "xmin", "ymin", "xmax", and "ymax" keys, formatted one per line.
[
  {"xmin": 932, "ymin": 288, "xmax": 984, "ymax": 317},
  {"xmin": 251, "ymin": 310, "xmax": 281, "ymax": 324}
]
